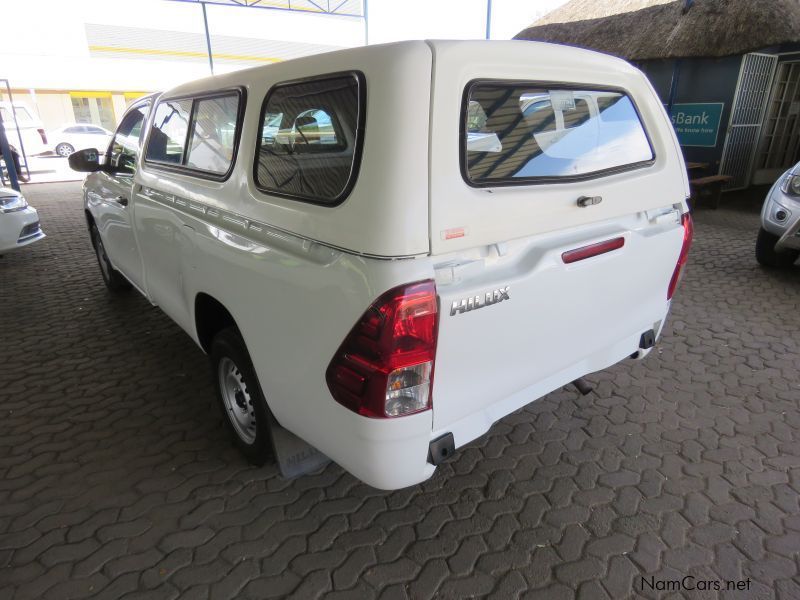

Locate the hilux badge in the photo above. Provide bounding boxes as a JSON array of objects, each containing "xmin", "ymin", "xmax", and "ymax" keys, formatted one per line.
[{"xmin": 450, "ymin": 286, "xmax": 510, "ymax": 316}]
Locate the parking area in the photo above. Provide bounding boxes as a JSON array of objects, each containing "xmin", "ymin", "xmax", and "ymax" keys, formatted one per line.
[
  {"xmin": 2, "ymin": 156, "xmax": 83, "ymax": 187},
  {"xmin": 22, "ymin": 155, "xmax": 84, "ymax": 184},
  {"xmin": 1, "ymin": 182, "xmax": 799, "ymax": 599}
]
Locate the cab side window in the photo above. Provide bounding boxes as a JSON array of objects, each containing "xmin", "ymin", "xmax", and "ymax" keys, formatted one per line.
[
  {"xmin": 145, "ymin": 100, "xmax": 192, "ymax": 165},
  {"xmin": 108, "ymin": 103, "xmax": 150, "ymax": 174},
  {"xmin": 144, "ymin": 92, "xmax": 241, "ymax": 178},
  {"xmin": 185, "ymin": 95, "xmax": 239, "ymax": 174}
]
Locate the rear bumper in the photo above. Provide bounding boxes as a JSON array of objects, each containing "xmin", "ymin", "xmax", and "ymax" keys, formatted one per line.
[
  {"xmin": 432, "ymin": 332, "xmax": 660, "ymax": 448},
  {"xmin": 314, "ymin": 407, "xmax": 437, "ymax": 490},
  {"xmin": 432, "ymin": 327, "xmax": 658, "ymax": 454},
  {"xmin": 329, "ymin": 316, "xmax": 667, "ymax": 490}
]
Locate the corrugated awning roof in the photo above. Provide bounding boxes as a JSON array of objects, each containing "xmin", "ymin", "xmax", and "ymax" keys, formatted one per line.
[{"xmin": 168, "ymin": 0, "xmax": 363, "ymax": 18}]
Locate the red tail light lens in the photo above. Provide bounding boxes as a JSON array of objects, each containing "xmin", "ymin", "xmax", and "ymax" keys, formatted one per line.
[
  {"xmin": 326, "ymin": 280, "xmax": 438, "ymax": 418},
  {"xmin": 38, "ymin": 128, "xmax": 47, "ymax": 144},
  {"xmin": 667, "ymin": 212, "xmax": 693, "ymax": 300}
]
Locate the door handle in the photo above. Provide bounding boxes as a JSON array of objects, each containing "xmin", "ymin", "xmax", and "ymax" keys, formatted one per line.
[{"xmin": 116, "ymin": 196, "xmax": 129, "ymax": 207}]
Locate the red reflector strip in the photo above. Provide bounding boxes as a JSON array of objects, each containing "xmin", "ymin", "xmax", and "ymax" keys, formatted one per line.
[
  {"xmin": 562, "ymin": 237, "xmax": 625, "ymax": 264},
  {"xmin": 331, "ymin": 364, "xmax": 366, "ymax": 395}
]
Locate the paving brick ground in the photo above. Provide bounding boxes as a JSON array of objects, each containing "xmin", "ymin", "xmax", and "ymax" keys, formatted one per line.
[{"xmin": 1, "ymin": 182, "xmax": 799, "ymax": 600}]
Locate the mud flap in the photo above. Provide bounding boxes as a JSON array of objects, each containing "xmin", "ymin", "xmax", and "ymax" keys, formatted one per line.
[{"xmin": 268, "ymin": 414, "xmax": 330, "ymax": 479}]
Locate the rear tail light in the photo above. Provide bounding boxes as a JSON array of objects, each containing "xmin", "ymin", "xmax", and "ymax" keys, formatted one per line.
[
  {"xmin": 667, "ymin": 212, "xmax": 693, "ymax": 300},
  {"xmin": 326, "ymin": 280, "xmax": 438, "ymax": 419},
  {"xmin": 38, "ymin": 128, "xmax": 47, "ymax": 144}
]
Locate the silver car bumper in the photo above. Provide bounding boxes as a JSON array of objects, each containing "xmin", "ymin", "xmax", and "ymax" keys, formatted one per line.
[
  {"xmin": 776, "ymin": 213, "xmax": 800, "ymax": 251},
  {"xmin": 761, "ymin": 171, "xmax": 800, "ymax": 250}
]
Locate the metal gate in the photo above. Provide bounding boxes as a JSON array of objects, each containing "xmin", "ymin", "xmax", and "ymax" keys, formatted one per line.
[
  {"xmin": 753, "ymin": 61, "xmax": 800, "ymax": 185},
  {"xmin": 719, "ymin": 53, "xmax": 778, "ymax": 190}
]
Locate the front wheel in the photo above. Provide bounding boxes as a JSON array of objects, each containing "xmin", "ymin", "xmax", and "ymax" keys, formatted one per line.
[
  {"xmin": 211, "ymin": 327, "xmax": 272, "ymax": 465},
  {"xmin": 756, "ymin": 227, "xmax": 799, "ymax": 268},
  {"xmin": 56, "ymin": 143, "xmax": 75, "ymax": 157},
  {"xmin": 90, "ymin": 223, "xmax": 131, "ymax": 292}
]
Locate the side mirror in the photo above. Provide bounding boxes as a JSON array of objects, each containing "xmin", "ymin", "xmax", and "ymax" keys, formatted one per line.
[{"xmin": 68, "ymin": 148, "xmax": 101, "ymax": 173}]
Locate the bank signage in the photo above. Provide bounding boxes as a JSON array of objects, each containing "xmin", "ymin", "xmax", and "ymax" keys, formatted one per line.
[{"xmin": 667, "ymin": 103, "xmax": 724, "ymax": 148}]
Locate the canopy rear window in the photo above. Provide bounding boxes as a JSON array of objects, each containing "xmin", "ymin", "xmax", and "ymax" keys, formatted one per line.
[{"xmin": 463, "ymin": 83, "xmax": 655, "ymax": 185}]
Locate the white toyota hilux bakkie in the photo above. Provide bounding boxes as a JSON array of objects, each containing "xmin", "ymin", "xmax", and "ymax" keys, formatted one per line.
[{"xmin": 71, "ymin": 40, "xmax": 693, "ymax": 490}]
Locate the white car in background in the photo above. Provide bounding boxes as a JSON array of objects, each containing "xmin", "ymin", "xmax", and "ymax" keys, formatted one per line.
[
  {"xmin": 0, "ymin": 187, "xmax": 45, "ymax": 253},
  {"xmin": 50, "ymin": 124, "xmax": 114, "ymax": 157},
  {"xmin": 0, "ymin": 102, "xmax": 48, "ymax": 156}
]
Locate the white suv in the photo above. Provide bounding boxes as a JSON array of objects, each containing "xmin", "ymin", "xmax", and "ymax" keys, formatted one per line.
[
  {"xmin": 757, "ymin": 161, "xmax": 800, "ymax": 268},
  {"xmin": 0, "ymin": 102, "xmax": 48, "ymax": 157},
  {"xmin": 70, "ymin": 40, "xmax": 692, "ymax": 489}
]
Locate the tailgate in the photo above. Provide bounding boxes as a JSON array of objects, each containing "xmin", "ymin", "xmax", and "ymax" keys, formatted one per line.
[
  {"xmin": 426, "ymin": 41, "xmax": 689, "ymax": 434},
  {"xmin": 431, "ymin": 207, "xmax": 684, "ymax": 432}
]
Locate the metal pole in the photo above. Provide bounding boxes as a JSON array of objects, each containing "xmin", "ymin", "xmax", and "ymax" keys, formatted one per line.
[
  {"xmin": 485, "ymin": 0, "xmax": 492, "ymax": 40},
  {"xmin": 0, "ymin": 111, "xmax": 21, "ymax": 192},
  {"xmin": 363, "ymin": 0, "xmax": 368, "ymax": 45},
  {"xmin": 667, "ymin": 58, "xmax": 682, "ymax": 113},
  {"xmin": 201, "ymin": 2, "xmax": 215, "ymax": 75}
]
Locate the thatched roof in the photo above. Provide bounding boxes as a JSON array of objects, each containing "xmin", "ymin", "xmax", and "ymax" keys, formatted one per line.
[{"xmin": 514, "ymin": 0, "xmax": 800, "ymax": 60}]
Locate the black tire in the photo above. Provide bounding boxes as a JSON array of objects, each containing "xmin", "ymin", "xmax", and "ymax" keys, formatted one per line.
[
  {"xmin": 56, "ymin": 143, "xmax": 75, "ymax": 157},
  {"xmin": 755, "ymin": 227, "xmax": 799, "ymax": 268},
  {"xmin": 211, "ymin": 327, "xmax": 272, "ymax": 465},
  {"xmin": 90, "ymin": 223, "xmax": 131, "ymax": 292}
]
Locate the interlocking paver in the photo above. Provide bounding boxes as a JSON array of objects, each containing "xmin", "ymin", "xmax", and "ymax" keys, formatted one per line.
[
  {"xmin": 285, "ymin": 568, "xmax": 332, "ymax": 600},
  {"xmin": 1, "ymin": 183, "xmax": 799, "ymax": 598},
  {"xmin": 73, "ymin": 538, "xmax": 129, "ymax": 578}
]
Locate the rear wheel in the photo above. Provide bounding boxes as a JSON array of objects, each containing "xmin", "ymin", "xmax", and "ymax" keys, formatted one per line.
[
  {"xmin": 55, "ymin": 143, "xmax": 75, "ymax": 157},
  {"xmin": 211, "ymin": 327, "xmax": 272, "ymax": 465},
  {"xmin": 756, "ymin": 227, "xmax": 799, "ymax": 268},
  {"xmin": 90, "ymin": 223, "xmax": 131, "ymax": 292}
]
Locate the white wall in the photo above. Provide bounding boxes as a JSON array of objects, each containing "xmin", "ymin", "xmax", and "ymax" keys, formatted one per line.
[
  {"xmin": 0, "ymin": 0, "xmax": 362, "ymax": 91},
  {"xmin": 31, "ymin": 94, "xmax": 75, "ymax": 129},
  {"xmin": 1, "ymin": 0, "xmax": 569, "ymax": 92}
]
